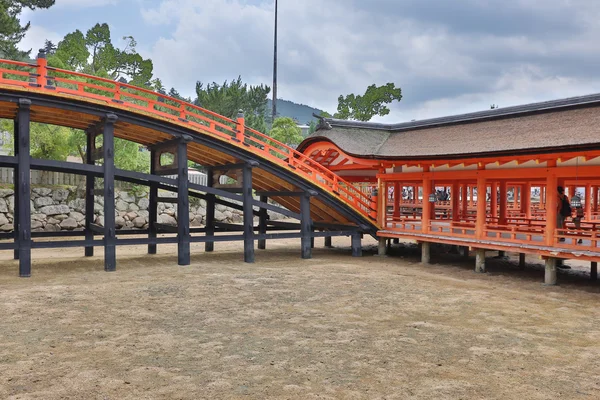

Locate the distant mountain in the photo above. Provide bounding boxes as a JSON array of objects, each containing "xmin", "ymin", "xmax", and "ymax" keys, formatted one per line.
[{"xmin": 266, "ymin": 99, "xmax": 325, "ymax": 125}]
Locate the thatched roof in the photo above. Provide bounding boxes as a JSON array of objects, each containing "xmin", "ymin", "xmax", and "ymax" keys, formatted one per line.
[{"xmin": 299, "ymin": 94, "xmax": 600, "ymax": 160}]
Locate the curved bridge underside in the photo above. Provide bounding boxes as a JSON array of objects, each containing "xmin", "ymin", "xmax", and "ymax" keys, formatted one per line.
[{"xmin": 0, "ymin": 63, "xmax": 376, "ymax": 276}]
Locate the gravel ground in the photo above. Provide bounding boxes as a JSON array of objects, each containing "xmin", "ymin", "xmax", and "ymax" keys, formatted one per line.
[{"xmin": 1, "ymin": 236, "xmax": 599, "ymax": 399}]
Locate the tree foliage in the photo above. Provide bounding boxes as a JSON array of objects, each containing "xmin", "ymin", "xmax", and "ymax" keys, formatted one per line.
[
  {"xmin": 195, "ymin": 76, "xmax": 270, "ymax": 132},
  {"xmin": 0, "ymin": 0, "xmax": 55, "ymax": 59},
  {"xmin": 334, "ymin": 83, "xmax": 402, "ymax": 121},
  {"xmin": 269, "ymin": 117, "xmax": 303, "ymax": 146}
]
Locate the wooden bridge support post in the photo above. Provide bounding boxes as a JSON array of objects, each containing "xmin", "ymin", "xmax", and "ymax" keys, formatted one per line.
[
  {"xmin": 378, "ymin": 238, "xmax": 387, "ymax": 256},
  {"xmin": 421, "ymin": 241, "xmax": 430, "ymax": 264},
  {"xmin": 545, "ymin": 258, "xmax": 557, "ymax": 285},
  {"xmin": 15, "ymin": 99, "xmax": 32, "ymax": 277},
  {"xmin": 148, "ymin": 148, "xmax": 158, "ymax": 254},
  {"xmin": 591, "ymin": 262, "xmax": 598, "ymax": 281},
  {"xmin": 519, "ymin": 253, "xmax": 526, "ymax": 269},
  {"xmin": 324, "ymin": 236, "xmax": 333, "ymax": 248},
  {"xmin": 242, "ymin": 162, "xmax": 255, "ymax": 263},
  {"xmin": 177, "ymin": 136, "xmax": 191, "ymax": 266},
  {"xmin": 258, "ymin": 195, "xmax": 268, "ymax": 250},
  {"xmin": 12, "ymin": 114, "xmax": 19, "ymax": 260},
  {"xmin": 103, "ymin": 114, "xmax": 118, "ymax": 272},
  {"xmin": 475, "ymin": 249, "xmax": 486, "ymax": 273},
  {"xmin": 351, "ymin": 233, "xmax": 362, "ymax": 257},
  {"xmin": 300, "ymin": 193, "xmax": 312, "ymax": 259},
  {"xmin": 205, "ymin": 168, "xmax": 215, "ymax": 252},
  {"xmin": 84, "ymin": 129, "xmax": 95, "ymax": 257}
]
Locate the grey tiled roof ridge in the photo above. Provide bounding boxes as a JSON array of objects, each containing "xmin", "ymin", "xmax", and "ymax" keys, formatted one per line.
[{"xmin": 323, "ymin": 92, "xmax": 600, "ymax": 132}]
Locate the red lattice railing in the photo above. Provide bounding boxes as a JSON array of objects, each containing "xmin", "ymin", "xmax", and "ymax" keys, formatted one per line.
[{"xmin": 0, "ymin": 56, "xmax": 375, "ymax": 222}]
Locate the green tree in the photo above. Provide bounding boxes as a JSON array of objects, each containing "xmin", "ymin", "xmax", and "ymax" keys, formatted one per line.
[
  {"xmin": 0, "ymin": 0, "xmax": 55, "ymax": 59},
  {"xmin": 195, "ymin": 76, "xmax": 270, "ymax": 132},
  {"xmin": 52, "ymin": 30, "xmax": 89, "ymax": 70},
  {"xmin": 269, "ymin": 117, "xmax": 303, "ymax": 146},
  {"xmin": 308, "ymin": 120, "xmax": 317, "ymax": 135},
  {"xmin": 334, "ymin": 83, "xmax": 402, "ymax": 121}
]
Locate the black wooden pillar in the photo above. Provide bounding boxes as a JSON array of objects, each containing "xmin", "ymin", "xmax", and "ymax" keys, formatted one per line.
[
  {"xmin": 300, "ymin": 193, "xmax": 312, "ymax": 259},
  {"xmin": 351, "ymin": 233, "xmax": 362, "ymax": 257},
  {"xmin": 148, "ymin": 148, "xmax": 158, "ymax": 254},
  {"xmin": 13, "ymin": 117, "xmax": 19, "ymax": 261},
  {"xmin": 177, "ymin": 136, "xmax": 191, "ymax": 265},
  {"xmin": 242, "ymin": 163, "xmax": 255, "ymax": 263},
  {"xmin": 205, "ymin": 168, "xmax": 215, "ymax": 252},
  {"xmin": 324, "ymin": 236, "xmax": 332, "ymax": 248},
  {"xmin": 258, "ymin": 195, "xmax": 268, "ymax": 250},
  {"xmin": 84, "ymin": 129, "xmax": 96, "ymax": 257},
  {"xmin": 103, "ymin": 114, "xmax": 118, "ymax": 271},
  {"xmin": 15, "ymin": 99, "xmax": 32, "ymax": 277}
]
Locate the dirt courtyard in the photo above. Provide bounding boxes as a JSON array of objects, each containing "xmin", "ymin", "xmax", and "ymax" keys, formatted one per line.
[{"xmin": 1, "ymin": 237, "xmax": 600, "ymax": 399}]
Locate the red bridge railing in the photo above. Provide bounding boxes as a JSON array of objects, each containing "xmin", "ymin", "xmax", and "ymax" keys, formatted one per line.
[{"xmin": 0, "ymin": 56, "xmax": 375, "ymax": 222}]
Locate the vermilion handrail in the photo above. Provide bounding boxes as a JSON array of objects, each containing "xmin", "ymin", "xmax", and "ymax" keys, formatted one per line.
[{"xmin": 0, "ymin": 56, "xmax": 374, "ymax": 222}]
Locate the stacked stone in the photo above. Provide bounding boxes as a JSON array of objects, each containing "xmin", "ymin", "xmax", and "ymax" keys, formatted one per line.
[{"xmin": 0, "ymin": 186, "xmax": 287, "ymax": 233}]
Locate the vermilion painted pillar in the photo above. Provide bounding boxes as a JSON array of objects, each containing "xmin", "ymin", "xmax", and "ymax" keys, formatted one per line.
[
  {"xmin": 491, "ymin": 182, "xmax": 498, "ymax": 219},
  {"xmin": 451, "ymin": 181, "xmax": 460, "ymax": 221},
  {"xmin": 422, "ymin": 177, "xmax": 432, "ymax": 233},
  {"xmin": 393, "ymin": 182, "xmax": 401, "ymax": 219},
  {"xmin": 545, "ymin": 175, "xmax": 558, "ymax": 246},
  {"xmin": 461, "ymin": 184, "xmax": 468, "ymax": 220},
  {"xmin": 476, "ymin": 176, "xmax": 487, "ymax": 239},
  {"xmin": 585, "ymin": 184, "xmax": 592, "ymax": 222},
  {"xmin": 524, "ymin": 182, "xmax": 532, "ymax": 219},
  {"xmin": 593, "ymin": 186, "xmax": 599, "ymax": 215},
  {"xmin": 499, "ymin": 181, "xmax": 507, "ymax": 225}
]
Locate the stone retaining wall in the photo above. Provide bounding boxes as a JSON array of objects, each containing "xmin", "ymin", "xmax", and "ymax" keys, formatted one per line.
[{"xmin": 0, "ymin": 186, "xmax": 286, "ymax": 233}]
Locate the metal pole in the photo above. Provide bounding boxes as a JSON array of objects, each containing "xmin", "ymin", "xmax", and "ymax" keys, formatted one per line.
[{"xmin": 271, "ymin": 0, "xmax": 278, "ymax": 124}]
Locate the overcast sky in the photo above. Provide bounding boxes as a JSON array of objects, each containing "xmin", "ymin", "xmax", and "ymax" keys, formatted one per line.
[{"xmin": 17, "ymin": 0, "xmax": 600, "ymax": 122}]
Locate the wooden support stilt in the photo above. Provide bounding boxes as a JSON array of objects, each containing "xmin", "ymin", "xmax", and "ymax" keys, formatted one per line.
[
  {"xmin": 103, "ymin": 114, "xmax": 118, "ymax": 272},
  {"xmin": 13, "ymin": 115, "xmax": 19, "ymax": 261},
  {"xmin": 148, "ymin": 148, "xmax": 158, "ymax": 254},
  {"xmin": 324, "ymin": 236, "xmax": 332, "ymax": 248},
  {"xmin": 378, "ymin": 238, "xmax": 387, "ymax": 256},
  {"xmin": 421, "ymin": 241, "xmax": 430, "ymax": 264},
  {"xmin": 351, "ymin": 233, "xmax": 362, "ymax": 257},
  {"xmin": 84, "ymin": 129, "xmax": 95, "ymax": 257},
  {"xmin": 177, "ymin": 136, "xmax": 191, "ymax": 266},
  {"xmin": 205, "ymin": 168, "xmax": 215, "ymax": 252},
  {"xmin": 519, "ymin": 253, "xmax": 526, "ymax": 269},
  {"xmin": 242, "ymin": 163, "xmax": 255, "ymax": 263},
  {"xmin": 16, "ymin": 99, "xmax": 31, "ymax": 277},
  {"xmin": 300, "ymin": 193, "xmax": 312, "ymax": 259},
  {"xmin": 545, "ymin": 258, "xmax": 557, "ymax": 285},
  {"xmin": 258, "ymin": 195, "xmax": 268, "ymax": 250},
  {"xmin": 475, "ymin": 249, "xmax": 486, "ymax": 273},
  {"xmin": 591, "ymin": 262, "xmax": 598, "ymax": 281}
]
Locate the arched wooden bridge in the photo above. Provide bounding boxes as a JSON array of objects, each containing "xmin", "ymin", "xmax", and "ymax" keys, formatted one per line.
[{"xmin": 0, "ymin": 54, "xmax": 377, "ymax": 277}]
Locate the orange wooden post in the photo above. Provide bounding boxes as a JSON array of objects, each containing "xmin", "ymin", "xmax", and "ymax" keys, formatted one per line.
[
  {"xmin": 545, "ymin": 175, "xmax": 558, "ymax": 246},
  {"xmin": 377, "ymin": 178, "xmax": 386, "ymax": 227},
  {"xmin": 585, "ymin": 184, "xmax": 592, "ymax": 222},
  {"xmin": 524, "ymin": 182, "xmax": 532, "ymax": 219},
  {"xmin": 476, "ymin": 176, "xmax": 487, "ymax": 239},
  {"xmin": 36, "ymin": 50, "xmax": 47, "ymax": 88},
  {"xmin": 393, "ymin": 182, "xmax": 401, "ymax": 219},
  {"xmin": 422, "ymin": 177, "xmax": 432, "ymax": 233},
  {"xmin": 236, "ymin": 110, "xmax": 245, "ymax": 142},
  {"xmin": 490, "ymin": 182, "xmax": 498, "ymax": 219},
  {"xmin": 594, "ymin": 186, "xmax": 599, "ymax": 214},
  {"xmin": 461, "ymin": 184, "xmax": 468, "ymax": 220},
  {"xmin": 451, "ymin": 181, "xmax": 460, "ymax": 221},
  {"xmin": 468, "ymin": 185, "xmax": 473, "ymax": 209},
  {"xmin": 540, "ymin": 185, "xmax": 546, "ymax": 210},
  {"xmin": 499, "ymin": 181, "xmax": 507, "ymax": 225}
]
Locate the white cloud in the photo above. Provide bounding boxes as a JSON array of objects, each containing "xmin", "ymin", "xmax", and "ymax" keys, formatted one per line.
[
  {"xmin": 53, "ymin": 0, "xmax": 119, "ymax": 8},
  {"xmin": 17, "ymin": 25, "xmax": 63, "ymax": 55}
]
